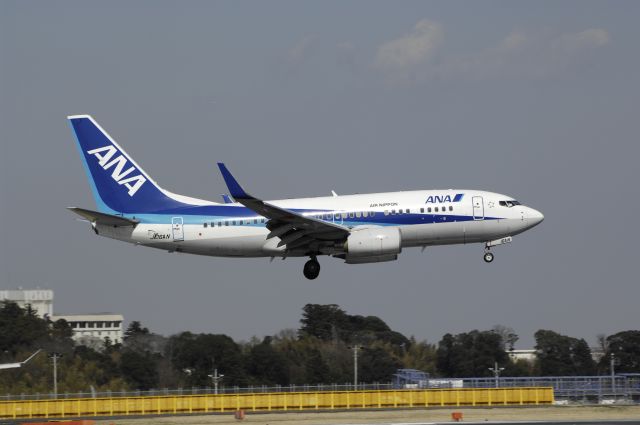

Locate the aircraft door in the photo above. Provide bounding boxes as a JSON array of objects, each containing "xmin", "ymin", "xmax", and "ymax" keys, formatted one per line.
[
  {"xmin": 172, "ymin": 217, "xmax": 184, "ymax": 241},
  {"xmin": 472, "ymin": 196, "xmax": 484, "ymax": 220}
]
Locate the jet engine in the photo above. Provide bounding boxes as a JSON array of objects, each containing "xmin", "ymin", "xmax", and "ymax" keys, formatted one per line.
[{"xmin": 344, "ymin": 227, "xmax": 402, "ymax": 264}]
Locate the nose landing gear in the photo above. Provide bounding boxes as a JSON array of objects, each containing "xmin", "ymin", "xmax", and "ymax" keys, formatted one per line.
[
  {"xmin": 483, "ymin": 236, "xmax": 512, "ymax": 263},
  {"xmin": 303, "ymin": 257, "xmax": 321, "ymax": 280}
]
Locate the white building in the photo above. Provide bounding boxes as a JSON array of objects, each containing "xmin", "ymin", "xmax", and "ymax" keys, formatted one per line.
[
  {"xmin": 508, "ymin": 349, "xmax": 537, "ymax": 363},
  {"xmin": 0, "ymin": 288, "xmax": 53, "ymax": 318},
  {"xmin": 52, "ymin": 313, "xmax": 124, "ymax": 345}
]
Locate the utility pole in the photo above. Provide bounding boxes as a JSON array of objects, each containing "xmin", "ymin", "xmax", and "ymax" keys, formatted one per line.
[
  {"xmin": 48, "ymin": 352, "xmax": 61, "ymax": 398},
  {"xmin": 208, "ymin": 368, "xmax": 224, "ymax": 395},
  {"xmin": 351, "ymin": 345, "xmax": 361, "ymax": 390},
  {"xmin": 488, "ymin": 362, "xmax": 505, "ymax": 388},
  {"xmin": 610, "ymin": 353, "xmax": 616, "ymax": 398}
]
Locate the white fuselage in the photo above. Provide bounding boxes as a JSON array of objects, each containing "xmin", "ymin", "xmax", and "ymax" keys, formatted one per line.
[{"xmin": 95, "ymin": 189, "xmax": 543, "ymax": 259}]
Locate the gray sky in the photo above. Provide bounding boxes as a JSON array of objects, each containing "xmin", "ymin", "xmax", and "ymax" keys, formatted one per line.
[{"xmin": 2, "ymin": 1, "xmax": 639, "ymax": 348}]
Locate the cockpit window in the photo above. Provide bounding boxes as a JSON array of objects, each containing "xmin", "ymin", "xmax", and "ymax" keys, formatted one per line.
[{"xmin": 499, "ymin": 200, "xmax": 521, "ymax": 208}]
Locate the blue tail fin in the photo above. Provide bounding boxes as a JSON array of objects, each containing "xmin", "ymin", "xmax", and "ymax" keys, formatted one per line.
[{"xmin": 68, "ymin": 115, "xmax": 191, "ymax": 214}]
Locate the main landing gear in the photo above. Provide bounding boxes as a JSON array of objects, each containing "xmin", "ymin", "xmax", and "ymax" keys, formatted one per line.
[
  {"xmin": 303, "ymin": 257, "xmax": 321, "ymax": 280},
  {"xmin": 483, "ymin": 250, "xmax": 494, "ymax": 263}
]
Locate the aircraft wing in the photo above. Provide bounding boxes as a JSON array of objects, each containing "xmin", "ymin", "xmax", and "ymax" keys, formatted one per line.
[
  {"xmin": 67, "ymin": 207, "xmax": 139, "ymax": 227},
  {"xmin": 217, "ymin": 163, "xmax": 349, "ymax": 251}
]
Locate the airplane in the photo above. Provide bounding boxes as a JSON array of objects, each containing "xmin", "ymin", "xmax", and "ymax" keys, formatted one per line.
[{"xmin": 67, "ymin": 115, "xmax": 544, "ymax": 280}]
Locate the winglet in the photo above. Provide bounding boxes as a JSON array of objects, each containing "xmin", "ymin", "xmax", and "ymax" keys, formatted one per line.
[
  {"xmin": 217, "ymin": 163, "xmax": 250, "ymax": 199},
  {"xmin": 221, "ymin": 194, "xmax": 235, "ymax": 204}
]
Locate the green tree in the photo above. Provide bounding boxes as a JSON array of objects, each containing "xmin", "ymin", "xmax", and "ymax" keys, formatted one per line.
[
  {"xmin": 304, "ymin": 348, "xmax": 331, "ymax": 383},
  {"xmin": 534, "ymin": 330, "xmax": 596, "ymax": 376},
  {"xmin": 299, "ymin": 304, "xmax": 410, "ymax": 348},
  {"xmin": 401, "ymin": 338, "xmax": 438, "ymax": 375},
  {"xmin": 599, "ymin": 330, "xmax": 640, "ymax": 373},
  {"xmin": 436, "ymin": 330, "xmax": 508, "ymax": 377},
  {"xmin": 299, "ymin": 304, "xmax": 349, "ymax": 340},
  {"xmin": 168, "ymin": 332, "xmax": 247, "ymax": 386},
  {"xmin": 0, "ymin": 301, "xmax": 49, "ymax": 355},
  {"xmin": 247, "ymin": 336, "xmax": 289, "ymax": 385},
  {"xmin": 359, "ymin": 345, "xmax": 402, "ymax": 382},
  {"xmin": 120, "ymin": 350, "xmax": 160, "ymax": 390}
]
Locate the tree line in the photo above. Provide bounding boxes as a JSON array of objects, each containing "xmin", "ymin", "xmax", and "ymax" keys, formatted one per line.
[{"xmin": 1, "ymin": 301, "xmax": 639, "ymax": 394}]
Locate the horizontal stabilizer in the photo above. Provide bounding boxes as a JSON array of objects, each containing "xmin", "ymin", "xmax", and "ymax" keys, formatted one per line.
[{"xmin": 67, "ymin": 207, "xmax": 139, "ymax": 227}]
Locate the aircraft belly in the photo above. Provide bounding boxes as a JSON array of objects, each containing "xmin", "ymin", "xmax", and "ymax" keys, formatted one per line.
[
  {"xmin": 132, "ymin": 224, "xmax": 268, "ymax": 257},
  {"xmin": 463, "ymin": 219, "xmax": 511, "ymax": 243},
  {"xmin": 400, "ymin": 222, "xmax": 465, "ymax": 247}
]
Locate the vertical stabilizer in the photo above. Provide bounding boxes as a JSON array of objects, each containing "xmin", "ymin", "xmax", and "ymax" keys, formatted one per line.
[{"xmin": 68, "ymin": 115, "xmax": 195, "ymax": 214}]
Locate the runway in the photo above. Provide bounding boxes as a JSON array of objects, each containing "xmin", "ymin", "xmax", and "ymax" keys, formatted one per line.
[
  {"xmin": 83, "ymin": 405, "xmax": 640, "ymax": 425},
  {"xmin": 323, "ymin": 422, "xmax": 640, "ymax": 425}
]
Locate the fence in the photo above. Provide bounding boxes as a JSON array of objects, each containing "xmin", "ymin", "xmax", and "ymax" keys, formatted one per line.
[
  {"xmin": 434, "ymin": 376, "xmax": 640, "ymax": 401},
  {"xmin": 2, "ymin": 376, "xmax": 638, "ymax": 402},
  {"xmin": 0, "ymin": 383, "xmax": 393, "ymax": 401},
  {"xmin": 0, "ymin": 387, "xmax": 553, "ymax": 420}
]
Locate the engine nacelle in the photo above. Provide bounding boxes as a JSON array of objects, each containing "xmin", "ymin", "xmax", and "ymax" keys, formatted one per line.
[
  {"xmin": 345, "ymin": 227, "xmax": 402, "ymax": 263},
  {"xmin": 345, "ymin": 254, "xmax": 398, "ymax": 264}
]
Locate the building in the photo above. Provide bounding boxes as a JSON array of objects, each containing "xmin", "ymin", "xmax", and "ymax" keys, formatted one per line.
[
  {"xmin": 508, "ymin": 349, "xmax": 537, "ymax": 363},
  {"xmin": 393, "ymin": 369, "xmax": 430, "ymax": 388},
  {"xmin": 52, "ymin": 313, "xmax": 124, "ymax": 346},
  {"xmin": 0, "ymin": 288, "xmax": 53, "ymax": 318}
]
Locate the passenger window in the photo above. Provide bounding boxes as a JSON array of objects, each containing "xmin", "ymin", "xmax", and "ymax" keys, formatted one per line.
[
  {"xmin": 254, "ymin": 219, "xmax": 258, "ymax": 224},
  {"xmin": 261, "ymin": 218, "xmax": 266, "ymax": 223},
  {"xmin": 428, "ymin": 207, "xmax": 432, "ymax": 213},
  {"xmin": 384, "ymin": 210, "xmax": 389, "ymax": 216},
  {"xmin": 204, "ymin": 223, "xmax": 208, "ymax": 228},
  {"xmin": 349, "ymin": 212, "xmax": 354, "ymax": 218},
  {"xmin": 371, "ymin": 211, "xmax": 376, "ymax": 217},
  {"xmin": 435, "ymin": 207, "xmax": 439, "ymax": 212},
  {"xmin": 449, "ymin": 206, "xmax": 453, "ymax": 211},
  {"xmin": 406, "ymin": 209, "xmax": 410, "ymax": 214},
  {"xmin": 391, "ymin": 209, "xmax": 396, "ymax": 215},
  {"xmin": 420, "ymin": 208, "xmax": 424, "ymax": 213},
  {"xmin": 362, "ymin": 211, "xmax": 368, "ymax": 217},
  {"xmin": 355, "ymin": 211, "xmax": 361, "ymax": 218},
  {"xmin": 225, "ymin": 221, "xmax": 229, "ymax": 226},
  {"xmin": 232, "ymin": 220, "xmax": 236, "ymax": 225},
  {"xmin": 218, "ymin": 222, "xmax": 222, "ymax": 227}
]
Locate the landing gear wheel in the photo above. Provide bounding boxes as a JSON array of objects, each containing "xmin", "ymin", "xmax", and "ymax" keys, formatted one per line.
[
  {"xmin": 483, "ymin": 252, "xmax": 494, "ymax": 263},
  {"xmin": 303, "ymin": 259, "xmax": 321, "ymax": 280}
]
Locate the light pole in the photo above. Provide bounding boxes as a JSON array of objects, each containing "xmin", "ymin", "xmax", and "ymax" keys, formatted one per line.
[
  {"xmin": 350, "ymin": 345, "xmax": 361, "ymax": 390},
  {"xmin": 488, "ymin": 362, "xmax": 505, "ymax": 388},
  {"xmin": 208, "ymin": 368, "xmax": 224, "ymax": 394}
]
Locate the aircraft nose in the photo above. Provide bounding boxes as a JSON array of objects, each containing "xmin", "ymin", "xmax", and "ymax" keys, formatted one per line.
[{"xmin": 528, "ymin": 208, "xmax": 544, "ymax": 227}]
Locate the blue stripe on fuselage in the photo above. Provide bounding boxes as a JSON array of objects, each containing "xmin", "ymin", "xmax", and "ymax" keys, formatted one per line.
[{"xmin": 123, "ymin": 205, "xmax": 502, "ymax": 226}]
